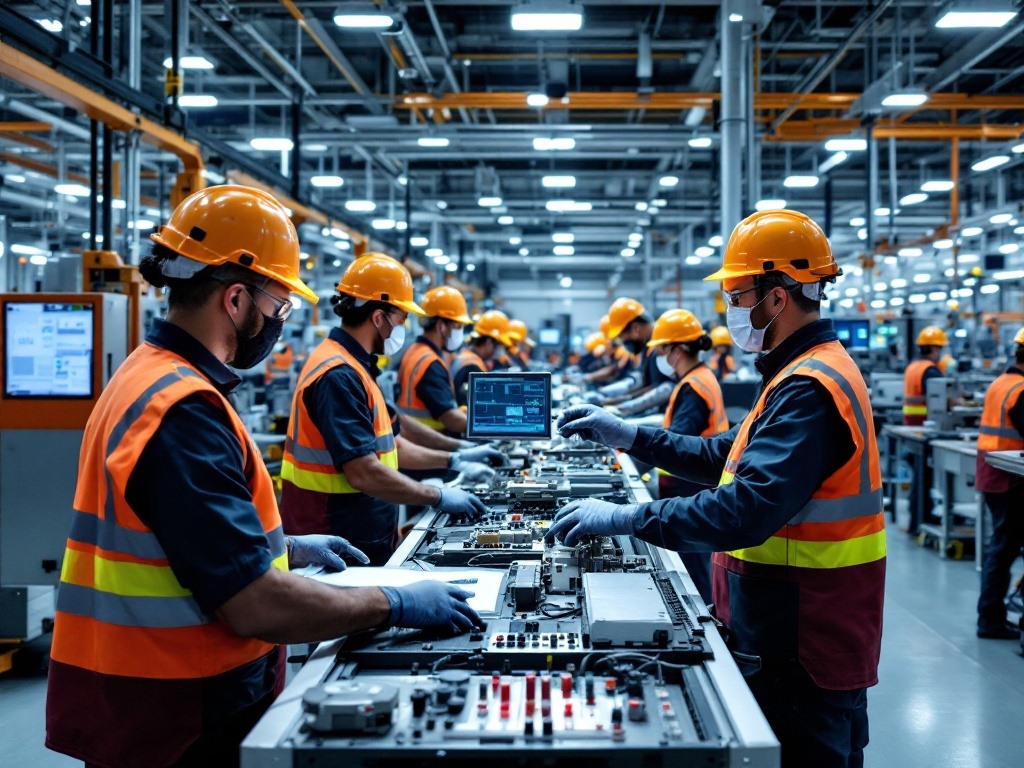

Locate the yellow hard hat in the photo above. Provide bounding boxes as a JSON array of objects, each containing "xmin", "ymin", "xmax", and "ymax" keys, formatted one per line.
[
  {"xmin": 1014, "ymin": 327, "xmax": 1024, "ymax": 346},
  {"xmin": 606, "ymin": 297, "xmax": 647, "ymax": 339},
  {"xmin": 335, "ymin": 253, "xmax": 424, "ymax": 316},
  {"xmin": 150, "ymin": 185, "xmax": 317, "ymax": 304},
  {"xmin": 474, "ymin": 309, "xmax": 512, "ymax": 346},
  {"xmin": 584, "ymin": 332, "xmax": 606, "ymax": 353},
  {"xmin": 710, "ymin": 326, "xmax": 733, "ymax": 347},
  {"xmin": 647, "ymin": 309, "xmax": 705, "ymax": 348},
  {"xmin": 704, "ymin": 210, "xmax": 839, "ymax": 284},
  {"xmin": 916, "ymin": 326, "xmax": 949, "ymax": 347},
  {"xmin": 599, "ymin": 314, "xmax": 611, "ymax": 338},
  {"xmin": 421, "ymin": 285, "xmax": 471, "ymax": 324},
  {"xmin": 507, "ymin": 319, "xmax": 535, "ymax": 347}
]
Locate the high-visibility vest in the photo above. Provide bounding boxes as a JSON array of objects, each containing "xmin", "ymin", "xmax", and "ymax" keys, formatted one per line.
[
  {"xmin": 976, "ymin": 371, "xmax": 1024, "ymax": 493},
  {"xmin": 281, "ymin": 338, "xmax": 398, "ymax": 495},
  {"xmin": 397, "ymin": 340, "xmax": 453, "ymax": 431},
  {"xmin": 658, "ymin": 363, "xmax": 729, "ymax": 480},
  {"xmin": 453, "ymin": 349, "xmax": 488, "ymax": 379},
  {"xmin": 709, "ymin": 350, "xmax": 735, "ymax": 381},
  {"xmin": 712, "ymin": 340, "xmax": 885, "ymax": 689},
  {"xmin": 903, "ymin": 359, "xmax": 938, "ymax": 424},
  {"xmin": 50, "ymin": 343, "xmax": 286, "ymax": 680}
]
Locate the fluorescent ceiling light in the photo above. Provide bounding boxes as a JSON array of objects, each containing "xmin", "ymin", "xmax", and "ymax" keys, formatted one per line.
[
  {"xmin": 845, "ymin": 288, "xmax": 859, "ymax": 297},
  {"xmin": 755, "ymin": 199, "xmax": 786, "ymax": 211},
  {"xmin": 345, "ymin": 199, "xmax": 376, "ymax": 212},
  {"xmin": 908, "ymin": 293, "xmax": 927, "ymax": 303},
  {"xmin": 913, "ymin": 273, "xmax": 931, "ymax": 283},
  {"xmin": 1013, "ymin": 142, "xmax": 1024, "ymax": 154},
  {"xmin": 695, "ymin": 246, "xmax": 715, "ymax": 258},
  {"xmin": 936, "ymin": 11, "xmax": 1016, "ymax": 28},
  {"xmin": 527, "ymin": 93, "xmax": 550, "ymax": 108},
  {"xmin": 850, "ymin": 216, "xmax": 866, "ymax": 227},
  {"xmin": 688, "ymin": 137, "xmax": 713, "ymax": 148},
  {"xmin": 497, "ymin": 215, "xmax": 514, "ymax": 226},
  {"xmin": 621, "ymin": 248, "xmax": 635, "ymax": 258},
  {"xmin": 466, "ymin": 263, "xmax": 476, "ymax": 272},
  {"xmin": 881, "ymin": 91, "xmax": 929, "ymax": 108},
  {"xmin": 38, "ymin": 18, "xmax": 64, "ymax": 32},
  {"xmin": 546, "ymin": 200, "xmax": 592, "ymax": 212},
  {"xmin": 434, "ymin": 254, "xmax": 451, "ymax": 266},
  {"xmin": 509, "ymin": 236, "xmax": 522, "ymax": 246},
  {"xmin": 445, "ymin": 262, "xmax": 458, "ymax": 273},
  {"xmin": 533, "ymin": 137, "xmax": 574, "ymax": 151},
  {"xmin": 708, "ymin": 235, "xmax": 724, "ymax": 247},
  {"xmin": 961, "ymin": 226, "xmax": 983, "ymax": 237},
  {"xmin": 552, "ymin": 232, "xmax": 575, "ymax": 243},
  {"xmin": 929, "ymin": 291, "xmax": 948, "ymax": 301},
  {"xmin": 650, "ymin": 198, "xmax": 667, "ymax": 207},
  {"xmin": 250, "ymin": 137, "xmax": 294, "ymax": 151},
  {"xmin": 163, "ymin": 56, "xmax": 215, "ymax": 70},
  {"xmin": 900, "ymin": 193, "xmax": 928, "ymax": 206},
  {"xmin": 29, "ymin": 254, "xmax": 49, "ymax": 266},
  {"xmin": 994, "ymin": 269, "xmax": 1024, "ymax": 280},
  {"xmin": 874, "ymin": 281, "xmax": 888, "ymax": 291},
  {"xmin": 990, "ymin": 212, "xmax": 1013, "ymax": 224},
  {"xmin": 511, "ymin": 10, "xmax": 583, "ymax": 32},
  {"xmin": 634, "ymin": 202, "xmax": 648, "ymax": 211},
  {"xmin": 824, "ymin": 138, "xmax": 867, "ymax": 152},
  {"xmin": 999, "ymin": 243, "xmax": 1020, "ymax": 254},
  {"xmin": 784, "ymin": 175, "xmax": 819, "ymax": 188},
  {"xmin": 921, "ymin": 180, "xmax": 955, "ymax": 192},
  {"xmin": 875, "ymin": 207, "xmax": 891, "ymax": 216},
  {"xmin": 839, "ymin": 299, "xmax": 855, "ymax": 309},
  {"xmin": 972, "ymin": 155, "xmax": 1010, "ymax": 172},
  {"xmin": 311, "ymin": 175, "xmax": 344, "ymax": 188},
  {"xmin": 425, "ymin": 248, "xmax": 443, "ymax": 259},
  {"xmin": 559, "ymin": 276, "xmax": 573, "ymax": 288},
  {"xmin": 553, "ymin": 245, "xmax": 575, "ymax": 256},
  {"xmin": 1016, "ymin": 226, "xmax": 1024, "ymax": 235},
  {"xmin": 980, "ymin": 283, "xmax": 1001, "ymax": 293},
  {"xmin": 54, "ymin": 182, "xmax": 90, "ymax": 197},
  {"xmin": 371, "ymin": 218, "xmax": 396, "ymax": 230},
  {"xmin": 10, "ymin": 244, "xmax": 47, "ymax": 256},
  {"xmin": 819, "ymin": 152, "xmax": 848, "ymax": 174},
  {"xmin": 418, "ymin": 136, "xmax": 450, "ymax": 148},
  {"xmin": 933, "ymin": 239, "xmax": 953, "ymax": 249},
  {"xmin": 329, "ymin": 227, "xmax": 350, "ymax": 240},
  {"xmin": 870, "ymin": 299, "xmax": 887, "ymax": 309},
  {"xmin": 410, "ymin": 236, "xmax": 429, "ymax": 247},
  {"xmin": 519, "ymin": 247, "xmax": 529, "ymax": 256},
  {"xmin": 178, "ymin": 94, "xmax": 218, "ymax": 108},
  {"xmin": 129, "ymin": 219, "xmax": 155, "ymax": 230},
  {"xmin": 685, "ymin": 255, "xmax": 703, "ymax": 265},
  {"xmin": 478, "ymin": 196, "xmax": 503, "ymax": 207},
  {"xmin": 334, "ymin": 9, "xmax": 398, "ymax": 29},
  {"xmin": 542, "ymin": 175, "xmax": 576, "ymax": 188},
  {"xmin": 659, "ymin": 175, "xmax": 680, "ymax": 188},
  {"xmin": 306, "ymin": 144, "xmax": 329, "ymax": 153},
  {"xmin": 898, "ymin": 247, "xmax": 923, "ymax": 257},
  {"xmin": 857, "ymin": 228, "xmax": 867, "ymax": 240},
  {"xmin": 891, "ymin": 278, "xmax": 908, "ymax": 288},
  {"xmin": 5, "ymin": 174, "xmax": 25, "ymax": 183}
]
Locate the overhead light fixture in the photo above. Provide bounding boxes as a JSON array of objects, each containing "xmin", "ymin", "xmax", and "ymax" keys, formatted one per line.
[
  {"xmin": 250, "ymin": 137, "xmax": 294, "ymax": 151},
  {"xmin": 708, "ymin": 235, "xmax": 724, "ymax": 247},
  {"xmin": 306, "ymin": 144, "xmax": 329, "ymax": 153},
  {"xmin": 436, "ymin": 200, "xmax": 448, "ymax": 210},
  {"xmin": 756, "ymin": 198, "xmax": 787, "ymax": 211},
  {"xmin": 875, "ymin": 207, "xmax": 891, "ymax": 216},
  {"xmin": 178, "ymin": 94, "xmax": 218, "ymax": 108},
  {"xmin": 5, "ymin": 174, "xmax": 25, "ymax": 184},
  {"xmin": 410, "ymin": 236, "xmax": 429, "ymax": 247},
  {"xmin": 509, "ymin": 236, "xmax": 522, "ymax": 246},
  {"xmin": 972, "ymin": 155, "xmax": 1010, "ymax": 172},
  {"xmin": 330, "ymin": 227, "xmax": 350, "ymax": 241},
  {"xmin": 824, "ymin": 138, "xmax": 867, "ymax": 152},
  {"xmin": 54, "ymin": 182, "xmax": 91, "ymax": 197},
  {"xmin": 552, "ymin": 232, "xmax": 575, "ymax": 244},
  {"xmin": 498, "ymin": 215, "xmax": 514, "ymax": 225},
  {"xmin": 345, "ymin": 199, "xmax": 377, "ymax": 212},
  {"xmin": 130, "ymin": 220, "xmax": 156, "ymax": 230},
  {"xmin": 857, "ymin": 228, "xmax": 867, "ymax": 240},
  {"xmin": 659, "ymin": 175, "xmax": 680, "ymax": 188},
  {"xmin": 425, "ymin": 247, "xmax": 443, "ymax": 258},
  {"xmin": 850, "ymin": 216, "xmax": 866, "ymax": 227},
  {"xmin": 445, "ymin": 262, "xmax": 458, "ymax": 273},
  {"xmin": 900, "ymin": 193, "xmax": 928, "ymax": 206},
  {"xmin": 163, "ymin": 55, "xmax": 215, "ymax": 70},
  {"xmin": 511, "ymin": 6, "xmax": 583, "ymax": 32},
  {"xmin": 434, "ymin": 254, "xmax": 451, "ymax": 266},
  {"xmin": 466, "ymin": 263, "xmax": 476, "ymax": 272},
  {"xmin": 933, "ymin": 239, "xmax": 953, "ymax": 249},
  {"xmin": 621, "ymin": 248, "xmax": 635, "ymax": 258},
  {"xmin": 980, "ymin": 283, "xmax": 1001, "ymax": 293},
  {"xmin": 913, "ymin": 272, "xmax": 931, "ymax": 283},
  {"xmin": 553, "ymin": 245, "xmax": 575, "ymax": 256},
  {"xmin": 1013, "ymin": 142, "xmax": 1024, "ymax": 154},
  {"xmin": 999, "ymin": 243, "xmax": 1020, "ymax": 254},
  {"xmin": 29, "ymin": 254, "xmax": 49, "ymax": 266},
  {"xmin": 728, "ymin": 12, "xmax": 744, "ymax": 23},
  {"xmin": 881, "ymin": 90, "xmax": 929, "ymax": 108},
  {"xmin": 559, "ymin": 275, "xmax": 573, "ymax": 288},
  {"xmin": 371, "ymin": 218, "xmax": 396, "ymax": 230},
  {"xmin": 685, "ymin": 255, "xmax": 703, "ymax": 266},
  {"xmin": 898, "ymin": 247, "xmax": 923, "ymax": 257},
  {"xmin": 936, "ymin": 11, "xmax": 1016, "ymax": 28},
  {"xmin": 783, "ymin": 175, "xmax": 819, "ymax": 188},
  {"xmin": 542, "ymin": 175, "xmax": 576, "ymax": 188},
  {"xmin": 1015, "ymin": 226, "xmax": 1024, "ymax": 235},
  {"xmin": 417, "ymin": 136, "xmax": 450, "ymax": 148},
  {"xmin": 688, "ymin": 137, "xmax": 713, "ymax": 149},
  {"xmin": 961, "ymin": 226, "xmax": 983, "ymax": 237},
  {"xmin": 527, "ymin": 93, "xmax": 550, "ymax": 108},
  {"xmin": 929, "ymin": 291, "xmax": 949, "ymax": 301},
  {"xmin": 635, "ymin": 202, "xmax": 648, "ymax": 211},
  {"xmin": 908, "ymin": 293, "xmax": 927, "ymax": 303},
  {"xmin": 311, "ymin": 175, "xmax": 344, "ymax": 188},
  {"xmin": 334, "ymin": 6, "xmax": 399, "ymax": 30},
  {"xmin": 533, "ymin": 137, "xmax": 574, "ymax": 151},
  {"xmin": 990, "ymin": 212, "xmax": 1013, "ymax": 224},
  {"xmin": 921, "ymin": 180, "xmax": 955, "ymax": 192},
  {"xmin": 10, "ymin": 244, "xmax": 47, "ymax": 256},
  {"xmin": 874, "ymin": 281, "xmax": 888, "ymax": 292},
  {"xmin": 546, "ymin": 200, "xmax": 592, "ymax": 212},
  {"xmin": 650, "ymin": 199, "xmax": 667, "ymax": 207},
  {"xmin": 695, "ymin": 246, "xmax": 715, "ymax": 258},
  {"xmin": 891, "ymin": 278, "xmax": 908, "ymax": 289},
  {"xmin": 478, "ymin": 196, "xmax": 503, "ymax": 207},
  {"xmin": 519, "ymin": 247, "xmax": 530, "ymax": 256},
  {"xmin": 818, "ymin": 152, "xmax": 849, "ymax": 174}
]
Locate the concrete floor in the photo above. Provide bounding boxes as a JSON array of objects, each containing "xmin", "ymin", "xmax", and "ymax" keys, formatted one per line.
[{"xmin": 1, "ymin": 519, "xmax": 1021, "ymax": 768}]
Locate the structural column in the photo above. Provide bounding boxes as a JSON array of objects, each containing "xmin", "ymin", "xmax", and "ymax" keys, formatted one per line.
[{"xmin": 719, "ymin": 4, "xmax": 744, "ymax": 240}]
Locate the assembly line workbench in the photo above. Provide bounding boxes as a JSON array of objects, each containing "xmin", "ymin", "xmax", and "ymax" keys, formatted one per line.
[
  {"xmin": 984, "ymin": 449, "xmax": 1024, "ymax": 479},
  {"xmin": 881, "ymin": 425, "xmax": 934, "ymax": 530},
  {"xmin": 926, "ymin": 440, "xmax": 984, "ymax": 568}
]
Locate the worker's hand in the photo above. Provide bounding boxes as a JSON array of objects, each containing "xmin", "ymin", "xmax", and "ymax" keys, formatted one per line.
[
  {"xmin": 557, "ymin": 404, "xmax": 637, "ymax": 449},
  {"xmin": 453, "ymin": 444, "xmax": 508, "ymax": 467},
  {"xmin": 456, "ymin": 461, "xmax": 497, "ymax": 484},
  {"xmin": 433, "ymin": 487, "xmax": 489, "ymax": 520},
  {"xmin": 604, "ymin": 404, "xmax": 623, "ymax": 416},
  {"xmin": 287, "ymin": 535, "xmax": 370, "ymax": 571},
  {"xmin": 545, "ymin": 499, "xmax": 642, "ymax": 548},
  {"xmin": 581, "ymin": 391, "xmax": 605, "ymax": 405},
  {"xmin": 380, "ymin": 581, "xmax": 482, "ymax": 633}
]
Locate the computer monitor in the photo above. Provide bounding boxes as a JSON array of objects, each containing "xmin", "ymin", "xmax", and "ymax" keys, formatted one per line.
[
  {"xmin": 538, "ymin": 328, "xmax": 561, "ymax": 346},
  {"xmin": 466, "ymin": 371, "xmax": 552, "ymax": 440},
  {"xmin": 4, "ymin": 301, "xmax": 95, "ymax": 398},
  {"xmin": 833, "ymin": 318, "xmax": 870, "ymax": 350}
]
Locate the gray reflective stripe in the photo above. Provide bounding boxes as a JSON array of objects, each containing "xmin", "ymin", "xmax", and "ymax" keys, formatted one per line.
[
  {"xmin": 978, "ymin": 425, "xmax": 1022, "ymax": 439},
  {"xmin": 266, "ymin": 525, "xmax": 286, "ymax": 558},
  {"xmin": 290, "ymin": 353, "xmax": 349, "ymax": 440},
  {"xmin": 56, "ymin": 582, "xmax": 209, "ymax": 629},
  {"xmin": 790, "ymin": 488, "xmax": 884, "ymax": 524},
  {"xmin": 68, "ymin": 509, "xmax": 166, "ymax": 560},
  {"xmin": 997, "ymin": 381, "xmax": 1024, "ymax": 429},
  {"xmin": 904, "ymin": 395, "xmax": 926, "ymax": 405},
  {"xmin": 284, "ymin": 437, "xmax": 334, "ymax": 466},
  {"xmin": 377, "ymin": 433, "xmax": 396, "ymax": 453},
  {"xmin": 401, "ymin": 407, "xmax": 435, "ymax": 418},
  {"xmin": 400, "ymin": 352, "xmax": 436, "ymax": 409}
]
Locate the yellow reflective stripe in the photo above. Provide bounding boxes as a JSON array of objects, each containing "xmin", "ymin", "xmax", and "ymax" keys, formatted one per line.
[
  {"xmin": 719, "ymin": 469, "xmax": 735, "ymax": 486},
  {"xmin": 728, "ymin": 529, "xmax": 887, "ymax": 569},
  {"xmin": 413, "ymin": 414, "xmax": 447, "ymax": 431},
  {"xmin": 657, "ymin": 467, "xmax": 670, "ymax": 477},
  {"xmin": 271, "ymin": 551, "xmax": 289, "ymax": 573},
  {"xmin": 903, "ymin": 404, "xmax": 928, "ymax": 415},
  {"xmin": 282, "ymin": 448, "xmax": 399, "ymax": 494},
  {"xmin": 62, "ymin": 548, "xmax": 191, "ymax": 598}
]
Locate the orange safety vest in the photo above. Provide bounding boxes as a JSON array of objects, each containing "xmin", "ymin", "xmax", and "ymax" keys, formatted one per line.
[
  {"xmin": 709, "ymin": 350, "xmax": 736, "ymax": 380},
  {"xmin": 397, "ymin": 340, "xmax": 454, "ymax": 431},
  {"xmin": 712, "ymin": 340, "xmax": 886, "ymax": 689},
  {"xmin": 453, "ymin": 349, "xmax": 488, "ymax": 379},
  {"xmin": 903, "ymin": 358, "xmax": 938, "ymax": 425},
  {"xmin": 658, "ymin": 364, "xmax": 729, "ymax": 480},
  {"xmin": 265, "ymin": 344, "xmax": 295, "ymax": 384},
  {"xmin": 976, "ymin": 371, "xmax": 1024, "ymax": 493},
  {"xmin": 281, "ymin": 337, "xmax": 398, "ymax": 495}
]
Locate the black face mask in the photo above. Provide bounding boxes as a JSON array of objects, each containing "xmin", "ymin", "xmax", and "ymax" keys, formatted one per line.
[
  {"xmin": 624, "ymin": 339, "xmax": 643, "ymax": 354},
  {"xmin": 230, "ymin": 296, "xmax": 285, "ymax": 369}
]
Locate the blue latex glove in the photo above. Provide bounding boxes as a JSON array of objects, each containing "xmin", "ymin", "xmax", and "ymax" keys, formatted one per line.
[
  {"xmin": 287, "ymin": 534, "xmax": 370, "ymax": 571},
  {"xmin": 453, "ymin": 445, "xmax": 508, "ymax": 467},
  {"xmin": 380, "ymin": 581, "xmax": 482, "ymax": 633},
  {"xmin": 545, "ymin": 499, "xmax": 642, "ymax": 548},
  {"xmin": 454, "ymin": 460, "xmax": 497, "ymax": 484},
  {"xmin": 556, "ymin": 404, "xmax": 637, "ymax": 449},
  {"xmin": 433, "ymin": 487, "xmax": 489, "ymax": 520},
  {"xmin": 581, "ymin": 391, "xmax": 605, "ymax": 405}
]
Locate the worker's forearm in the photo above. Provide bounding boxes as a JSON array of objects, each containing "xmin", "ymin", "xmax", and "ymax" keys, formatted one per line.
[
  {"xmin": 398, "ymin": 413, "xmax": 463, "ymax": 450},
  {"xmin": 347, "ymin": 456, "xmax": 442, "ymax": 506},
  {"xmin": 439, "ymin": 408, "xmax": 467, "ymax": 436},
  {"xmin": 396, "ymin": 436, "xmax": 449, "ymax": 470},
  {"xmin": 217, "ymin": 569, "xmax": 391, "ymax": 644}
]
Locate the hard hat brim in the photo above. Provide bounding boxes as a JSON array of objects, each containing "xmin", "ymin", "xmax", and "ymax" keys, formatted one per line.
[{"xmin": 393, "ymin": 297, "xmax": 426, "ymax": 316}]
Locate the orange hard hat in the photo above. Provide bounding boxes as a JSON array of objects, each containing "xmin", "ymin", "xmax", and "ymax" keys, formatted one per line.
[
  {"xmin": 584, "ymin": 332, "xmax": 606, "ymax": 353},
  {"xmin": 507, "ymin": 319, "xmax": 535, "ymax": 347},
  {"xmin": 150, "ymin": 185, "xmax": 317, "ymax": 303},
  {"xmin": 647, "ymin": 309, "xmax": 705, "ymax": 348},
  {"xmin": 473, "ymin": 309, "xmax": 512, "ymax": 346},
  {"xmin": 335, "ymin": 252, "xmax": 424, "ymax": 315},
  {"xmin": 704, "ymin": 209, "xmax": 839, "ymax": 285},
  {"xmin": 710, "ymin": 326, "xmax": 733, "ymax": 347},
  {"xmin": 1014, "ymin": 327, "xmax": 1024, "ymax": 346},
  {"xmin": 606, "ymin": 297, "xmax": 647, "ymax": 339},
  {"xmin": 916, "ymin": 326, "xmax": 949, "ymax": 347},
  {"xmin": 421, "ymin": 285, "xmax": 471, "ymax": 324},
  {"xmin": 599, "ymin": 314, "xmax": 611, "ymax": 337}
]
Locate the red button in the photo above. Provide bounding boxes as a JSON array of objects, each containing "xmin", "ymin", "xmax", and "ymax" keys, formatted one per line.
[
  {"xmin": 561, "ymin": 674, "xmax": 573, "ymax": 698},
  {"xmin": 564, "ymin": 702, "xmax": 573, "ymax": 717}
]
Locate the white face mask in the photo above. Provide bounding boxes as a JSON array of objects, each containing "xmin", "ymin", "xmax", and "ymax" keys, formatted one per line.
[
  {"xmin": 445, "ymin": 325, "xmax": 465, "ymax": 351},
  {"xmin": 726, "ymin": 291, "xmax": 782, "ymax": 353},
  {"xmin": 378, "ymin": 313, "xmax": 406, "ymax": 356},
  {"xmin": 656, "ymin": 349, "xmax": 677, "ymax": 379}
]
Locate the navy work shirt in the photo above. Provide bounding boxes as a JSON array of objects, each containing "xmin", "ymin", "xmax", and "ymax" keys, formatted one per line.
[
  {"xmin": 659, "ymin": 367, "xmax": 713, "ymax": 498},
  {"xmin": 402, "ymin": 336, "xmax": 457, "ymax": 418},
  {"xmin": 627, "ymin": 319, "xmax": 855, "ymax": 552},
  {"xmin": 124, "ymin": 319, "xmax": 278, "ymax": 722}
]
